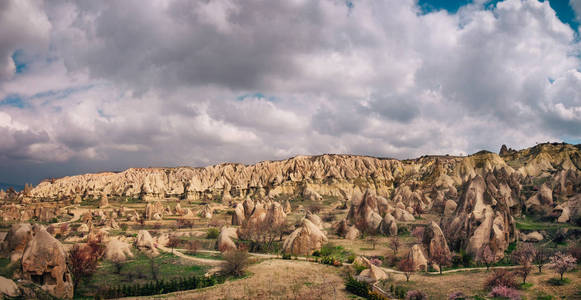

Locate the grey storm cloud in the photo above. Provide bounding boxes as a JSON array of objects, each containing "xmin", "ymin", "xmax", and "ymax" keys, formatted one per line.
[{"xmin": 0, "ymin": 0, "xmax": 580, "ymax": 184}]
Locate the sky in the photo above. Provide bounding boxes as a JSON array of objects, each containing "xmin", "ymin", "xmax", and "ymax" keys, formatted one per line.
[{"xmin": 1, "ymin": 0, "xmax": 581, "ymax": 185}]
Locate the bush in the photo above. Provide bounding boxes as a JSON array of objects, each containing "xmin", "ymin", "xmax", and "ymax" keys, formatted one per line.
[
  {"xmin": 398, "ymin": 225, "xmax": 410, "ymax": 236},
  {"xmin": 485, "ymin": 269, "xmax": 518, "ymax": 290},
  {"xmin": 487, "ymin": 285, "xmax": 521, "ymax": 300},
  {"xmin": 220, "ymin": 250, "xmax": 249, "ymax": 277},
  {"xmin": 320, "ymin": 256, "xmax": 342, "ymax": 266},
  {"xmin": 282, "ymin": 253, "xmax": 292, "ymax": 260},
  {"xmin": 406, "ymin": 290, "xmax": 428, "ymax": 300},
  {"xmin": 345, "ymin": 275, "xmax": 370, "ymax": 298},
  {"xmin": 353, "ymin": 263, "xmax": 366, "ymax": 274},
  {"xmin": 346, "ymin": 254, "xmax": 356, "ymax": 263},
  {"xmin": 547, "ymin": 277, "xmax": 571, "ymax": 286},
  {"xmin": 206, "ymin": 228, "xmax": 220, "ymax": 239},
  {"xmin": 394, "ymin": 285, "xmax": 409, "ymax": 298}
]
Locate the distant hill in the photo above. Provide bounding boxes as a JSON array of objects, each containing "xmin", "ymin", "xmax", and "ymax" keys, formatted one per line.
[{"xmin": 0, "ymin": 182, "xmax": 24, "ymax": 191}]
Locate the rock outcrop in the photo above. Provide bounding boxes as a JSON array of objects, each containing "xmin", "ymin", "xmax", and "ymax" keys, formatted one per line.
[
  {"xmin": 2, "ymin": 223, "xmax": 33, "ymax": 262},
  {"xmin": 145, "ymin": 201, "xmax": 164, "ymax": 220},
  {"xmin": 422, "ymin": 221, "xmax": 450, "ymax": 257},
  {"xmin": 407, "ymin": 244, "xmax": 428, "ymax": 272},
  {"xmin": 105, "ymin": 239, "xmax": 134, "ymax": 262},
  {"xmin": 21, "ymin": 227, "xmax": 73, "ymax": 299},
  {"xmin": 136, "ymin": 230, "xmax": 158, "ymax": 256},
  {"xmin": 0, "ymin": 276, "xmax": 20, "ymax": 298},
  {"xmin": 443, "ymin": 172, "xmax": 519, "ymax": 260},
  {"xmin": 283, "ymin": 218, "xmax": 328, "ymax": 255},
  {"xmin": 217, "ymin": 227, "xmax": 238, "ymax": 252}
]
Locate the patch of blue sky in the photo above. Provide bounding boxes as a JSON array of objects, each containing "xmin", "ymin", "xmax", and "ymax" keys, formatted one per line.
[
  {"xmin": 563, "ymin": 137, "xmax": 581, "ymax": 145},
  {"xmin": 30, "ymin": 85, "xmax": 94, "ymax": 102},
  {"xmin": 236, "ymin": 92, "xmax": 277, "ymax": 102},
  {"xmin": 11, "ymin": 50, "xmax": 29, "ymax": 74},
  {"xmin": 0, "ymin": 94, "xmax": 26, "ymax": 108},
  {"xmin": 419, "ymin": 0, "xmax": 579, "ymax": 32}
]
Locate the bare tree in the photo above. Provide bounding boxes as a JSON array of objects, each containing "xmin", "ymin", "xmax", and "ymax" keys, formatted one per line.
[
  {"xmin": 167, "ymin": 235, "xmax": 181, "ymax": 254},
  {"xmin": 476, "ymin": 244, "xmax": 496, "ymax": 271},
  {"xmin": 221, "ymin": 249, "xmax": 250, "ymax": 277},
  {"xmin": 431, "ymin": 246, "xmax": 452, "ymax": 275},
  {"xmin": 550, "ymin": 252, "xmax": 577, "ymax": 281},
  {"xmin": 512, "ymin": 243, "xmax": 535, "ymax": 284},
  {"xmin": 389, "ymin": 236, "xmax": 401, "ymax": 256},
  {"xmin": 366, "ymin": 236, "xmax": 378, "ymax": 250},
  {"xmin": 533, "ymin": 245, "xmax": 551, "ymax": 273},
  {"xmin": 398, "ymin": 257, "xmax": 415, "ymax": 282},
  {"xmin": 68, "ymin": 244, "xmax": 99, "ymax": 292}
]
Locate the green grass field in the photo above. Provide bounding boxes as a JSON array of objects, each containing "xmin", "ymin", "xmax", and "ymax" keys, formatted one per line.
[{"xmin": 77, "ymin": 251, "xmax": 209, "ymax": 297}]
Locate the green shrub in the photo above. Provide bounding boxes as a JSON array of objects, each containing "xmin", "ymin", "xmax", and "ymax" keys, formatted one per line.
[
  {"xmin": 536, "ymin": 292, "xmax": 555, "ymax": 300},
  {"xmin": 353, "ymin": 263, "xmax": 366, "ymax": 274},
  {"xmin": 547, "ymin": 277, "xmax": 571, "ymax": 286},
  {"xmin": 206, "ymin": 228, "xmax": 220, "ymax": 239},
  {"xmin": 345, "ymin": 275, "xmax": 370, "ymax": 298},
  {"xmin": 320, "ymin": 256, "xmax": 342, "ymax": 266},
  {"xmin": 397, "ymin": 225, "xmax": 409, "ymax": 236},
  {"xmin": 282, "ymin": 253, "xmax": 292, "ymax": 260},
  {"xmin": 346, "ymin": 254, "xmax": 356, "ymax": 263}
]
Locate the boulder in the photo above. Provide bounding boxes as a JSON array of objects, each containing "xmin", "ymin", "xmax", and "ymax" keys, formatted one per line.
[
  {"xmin": 136, "ymin": 230, "xmax": 158, "ymax": 256},
  {"xmin": 105, "ymin": 239, "xmax": 134, "ymax": 262},
  {"xmin": 422, "ymin": 221, "xmax": 450, "ymax": 257},
  {"xmin": 77, "ymin": 223, "xmax": 90, "ymax": 233},
  {"xmin": 0, "ymin": 276, "xmax": 20, "ymax": 298},
  {"xmin": 2, "ymin": 223, "xmax": 33, "ymax": 262},
  {"xmin": 380, "ymin": 213, "xmax": 398, "ymax": 236},
  {"xmin": 520, "ymin": 231, "xmax": 543, "ymax": 242},
  {"xmin": 99, "ymin": 195, "xmax": 109, "ymax": 208},
  {"xmin": 232, "ymin": 202, "xmax": 245, "ymax": 226},
  {"xmin": 393, "ymin": 208, "xmax": 415, "ymax": 222},
  {"xmin": 199, "ymin": 204, "xmax": 213, "ymax": 219},
  {"xmin": 217, "ymin": 227, "xmax": 238, "ymax": 252},
  {"xmin": 306, "ymin": 211, "xmax": 323, "ymax": 229},
  {"xmin": 73, "ymin": 195, "xmax": 82, "ymax": 204},
  {"xmin": 358, "ymin": 264, "xmax": 388, "ymax": 283},
  {"xmin": 145, "ymin": 201, "xmax": 164, "ymax": 220},
  {"xmin": 444, "ymin": 200, "xmax": 457, "ymax": 216},
  {"xmin": 21, "ymin": 227, "xmax": 73, "ymax": 299},
  {"xmin": 283, "ymin": 218, "xmax": 328, "ymax": 255},
  {"xmin": 407, "ymin": 244, "xmax": 428, "ymax": 272},
  {"xmin": 345, "ymin": 226, "xmax": 360, "ymax": 240},
  {"xmin": 347, "ymin": 189, "xmax": 386, "ymax": 233},
  {"xmin": 303, "ymin": 187, "xmax": 322, "ymax": 202}
]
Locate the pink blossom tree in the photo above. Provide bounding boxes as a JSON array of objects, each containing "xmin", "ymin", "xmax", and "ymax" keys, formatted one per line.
[{"xmin": 550, "ymin": 252, "xmax": 577, "ymax": 281}]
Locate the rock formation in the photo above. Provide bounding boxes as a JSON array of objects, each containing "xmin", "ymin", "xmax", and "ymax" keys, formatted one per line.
[
  {"xmin": 217, "ymin": 227, "xmax": 238, "ymax": 252},
  {"xmin": 105, "ymin": 239, "xmax": 134, "ymax": 262},
  {"xmin": 422, "ymin": 221, "xmax": 450, "ymax": 257},
  {"xmin": 407, "ymin": 244, "xmax": 428, "ymax": 272},
  {"xmin": 443, "ymin": 172, "xmax": 519, "ymax": 260},
  {"xmin": 2, "ymin": 223, "xmax": 33, "ymax": 262},
  {"xmin": 282, "ymin": 218, "xmax": 328, "ymax": 255},
  {"xmin": 145, "ymin": 201, "xmax": 164, "ymax": 220},
  {"xmin": 199, "ymin": 204, "xmax": 213, "ymax": 219},
  {"xmin": 21, "ymin": 227, "xmax": 73, "ymax": 299},
  {"xmin": 136, "ymin": 230, "xmax": 158, "ymax": 256},
  {"xmin": 0, "ymin": 276, "xmax": 20, "ymax": 298}
]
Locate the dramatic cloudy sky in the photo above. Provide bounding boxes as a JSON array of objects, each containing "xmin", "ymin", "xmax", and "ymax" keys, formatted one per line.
[{"xmin": 1, "ymin": 0, "xmax": 581, "ymax": 185}]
